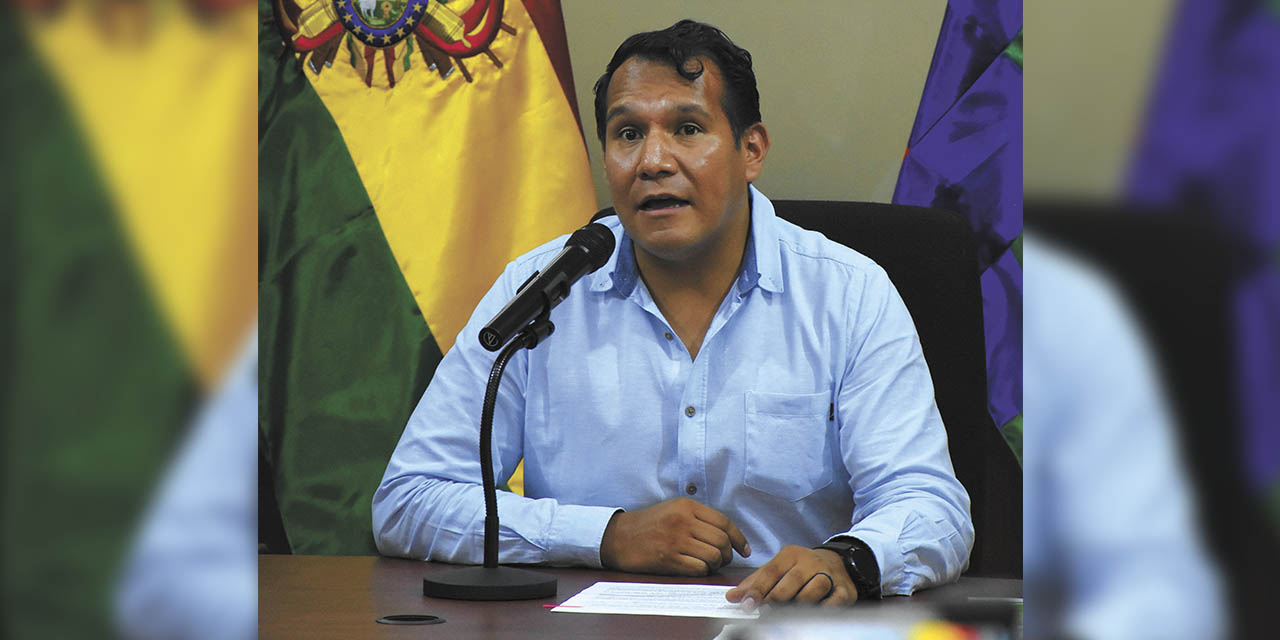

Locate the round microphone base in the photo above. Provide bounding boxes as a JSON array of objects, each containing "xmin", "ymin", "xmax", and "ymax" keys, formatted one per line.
[{"xmin": 423, "ymin": 566, "xmax": 558, "ymax": 601}]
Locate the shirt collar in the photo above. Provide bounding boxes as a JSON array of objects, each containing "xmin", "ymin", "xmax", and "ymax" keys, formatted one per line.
[
  {"xmin": 742, "ymin": 185, "xmax": 784, "ymax": 295},
  {"xmin": 588, "ymin": 185, "xmax": 784, "ymax": 297}
]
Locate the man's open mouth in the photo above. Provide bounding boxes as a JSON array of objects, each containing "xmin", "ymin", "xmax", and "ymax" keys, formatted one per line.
[{"xmin": 638, "ymin": 196, "xmax": 690, "ymax": 211}]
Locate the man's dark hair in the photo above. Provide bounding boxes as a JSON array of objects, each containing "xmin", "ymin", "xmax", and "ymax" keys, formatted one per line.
[{"xmin": 592, "ymin": 20, "xmax": 761, "ymax": 146}]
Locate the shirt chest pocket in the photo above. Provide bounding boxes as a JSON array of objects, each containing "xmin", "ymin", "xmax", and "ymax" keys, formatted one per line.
[{"xmin": 743, "ymin": 391, "xmax": 834, "ymax": 501}]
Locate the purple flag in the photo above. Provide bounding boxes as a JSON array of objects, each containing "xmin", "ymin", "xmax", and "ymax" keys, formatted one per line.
[
  {"xmin": 1126, "ymin": 0, "xmax": 1280, "ymax": 511},
  {"xmin": 893, "ymin": 0, "xmax": 1023, "ymax": 452}
]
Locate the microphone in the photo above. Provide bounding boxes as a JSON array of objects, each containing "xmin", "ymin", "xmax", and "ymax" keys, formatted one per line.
[
  {"xmin": 424, "ymin": 220, "xmax": 614, "ymax": 602},
  {"xmin": 478, "ymin": 221, "xmax": 616, "ymax": 351}
]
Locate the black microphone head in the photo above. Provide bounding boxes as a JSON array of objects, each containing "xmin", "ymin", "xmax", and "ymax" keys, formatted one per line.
[{"xmin": 566, "ymin": 222, "xmax": 616, "ymax": 271}]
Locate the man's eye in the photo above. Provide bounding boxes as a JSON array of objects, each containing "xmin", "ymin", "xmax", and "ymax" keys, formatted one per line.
[
  {"xmin": 619, "ymin": 128, "xmax": 640, "ymax": 141},
  {"xmin": 679, "ymin": 124, "xmax": 701, "ymax": 135}
]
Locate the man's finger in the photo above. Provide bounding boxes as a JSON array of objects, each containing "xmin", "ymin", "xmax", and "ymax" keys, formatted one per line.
[
  {"xmin": 741, "ymin": 565, "xmax": 787, "ymax": 606},
  {"xmin": 727, "ymin": 563, "xmax": 778, "ymax": 608},
  {"xmin": 674, "ymin": 552, "xmax": 712, "ymax": 576},
  {"xmin": 727, "ymin": 580, "xmax": 764, "ymax": 612},
  {"xmin": 762, "ymin": 565, "xmax": 809, "ymax": 604},
  {"xmin": 821, "ymin": 586, "xmax": 855, "ymax": 607},
  {"xmin": 691, "ymin": 504, "xmax": 751, "ymax": 558},
  {"xmin": 725, "ymin": 567, "xmax": 758, "ymax": 601},
  {"xmin": 689, "ymin": 521, "xmax": 733, "ymax": 566},
  {"xmin": 725, "ymin": 519, "xmax": 751, "ymax": 558},
  {"xmin": 681, "ymin": 538, "xmax": 725, "ymax": 574},
  {"xmin": 794, "ymin": 571, "xmax": 835, "ymax": 603},
  {"xmin": 691, "ymin": 502, "xmax": 729, "ymax": 527}
]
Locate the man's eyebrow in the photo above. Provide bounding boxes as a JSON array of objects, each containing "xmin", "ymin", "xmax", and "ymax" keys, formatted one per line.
[
  {"xmin": 604, "ymin": 105, "xmax": 631, "ymax": 124},
  {"xmin": 605, "ymin": 103, "xmax": 713, "ymax": 125},
  {"xmin": 675, "ymin": 104, "xmax": 712, "ymax": 118}
]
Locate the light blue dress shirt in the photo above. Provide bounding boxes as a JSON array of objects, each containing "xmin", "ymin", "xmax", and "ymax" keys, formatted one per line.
[{"xmin": 374, "ymin": 187, "xmax": 973, "ymax": 595}]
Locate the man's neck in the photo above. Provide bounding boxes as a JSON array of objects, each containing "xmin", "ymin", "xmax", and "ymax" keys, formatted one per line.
[
  {"xmin": 632, "ymin": 210, "xmax": 752, "ymax": 360},
  {"xmin": 634, "ymin": 238, "xmax": 744, "ymax": 300}
]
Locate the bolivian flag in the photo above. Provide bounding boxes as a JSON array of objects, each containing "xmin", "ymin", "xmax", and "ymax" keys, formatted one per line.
[
  {"xmin": 5, "ymin": 1, "xmax": 257, "ymax": 636},
  {"xmin": 259, "ymin": 0, "xmax": 597, "ymax": 554}
]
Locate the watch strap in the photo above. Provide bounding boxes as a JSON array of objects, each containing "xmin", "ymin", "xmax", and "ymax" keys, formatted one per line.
[{"xmin": 815, "ymin": 536, "xmax": 881, "ymax": 599}]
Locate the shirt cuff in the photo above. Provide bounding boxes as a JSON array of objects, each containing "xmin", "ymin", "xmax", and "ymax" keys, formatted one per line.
[{"xmin": 543, "ymin": 505, "xmax": 621, "ymax": 568}]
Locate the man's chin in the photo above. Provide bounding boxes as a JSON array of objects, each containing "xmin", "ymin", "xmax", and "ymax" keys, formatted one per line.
[{"xmin": 632, "ymin": 235, "xmax": 702, "ymax": 264}]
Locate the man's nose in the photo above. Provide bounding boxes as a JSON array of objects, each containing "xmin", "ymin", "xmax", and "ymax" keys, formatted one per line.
[{"xmin": 637, "ymin": 133, "xmax": 676, "ymax": 180}]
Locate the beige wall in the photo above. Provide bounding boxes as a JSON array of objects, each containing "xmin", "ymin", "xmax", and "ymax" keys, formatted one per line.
[
  {"xmin": 561, "ymin": 1, "xmax": 946, "ymax": 210},
  {"xmin": 1025, "ymin": 1, "xmax": 1174, "ymax": 200}
]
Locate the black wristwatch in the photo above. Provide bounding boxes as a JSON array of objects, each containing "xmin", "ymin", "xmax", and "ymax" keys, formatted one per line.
[{"xmin": 814, "ymin": 536, "xmax": 881, "ymax": 599}]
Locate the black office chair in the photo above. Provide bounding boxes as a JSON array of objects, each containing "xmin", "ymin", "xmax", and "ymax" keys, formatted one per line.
[
  {"xmin": 1028, "ymin": 201, "xmax": 1280, "ymax": 635},
  {"xmin": 773, "ymin": 200, "xmax": 1022, "ymax": 579}
]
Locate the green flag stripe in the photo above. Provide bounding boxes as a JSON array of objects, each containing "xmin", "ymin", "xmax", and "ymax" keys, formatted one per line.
[
  {"xmin": 1003, "ymin": 29, "xmax": 1023, "ymax": 68},
  {"xmin": 3, "ymin": 9, "xmax": 197, "ymax": 636},
  {"xmin": 259, "ymin": 0, "xmax": 444, "ymax": 555},
  {"xmin": 999, "ymin": 414, "xmax": 1023, "ymax": 467}
]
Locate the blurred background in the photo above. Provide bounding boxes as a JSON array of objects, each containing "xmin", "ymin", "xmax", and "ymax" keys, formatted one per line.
[
  {"xmin": 2, "ymin": 0, "xmax": 1276, "ymax": 638},
  {"xmin": 3, "ymin": 0, "xmax": 257, "ymax": 637},
  {"xmin": 1025, "ymin": 0, "xmax": 1279, "ymax": 637}
]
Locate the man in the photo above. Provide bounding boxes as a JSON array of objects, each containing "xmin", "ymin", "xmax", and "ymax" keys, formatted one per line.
[{"xmin": 373, "ymin": 20, "xmax": 973, "ymax": 606}]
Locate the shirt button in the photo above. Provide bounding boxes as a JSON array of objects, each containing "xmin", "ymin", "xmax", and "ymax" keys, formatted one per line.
[
  {"xmin": 686, "ymin": 483, "xmax": 697, "ymax": 495},
  {"xmin": 684, "ymin": 405, "xmax": 696, "ymax": 417},
  {"xmin": 664, "ymin": 331, "xmax": 674, "ymax": 341}
]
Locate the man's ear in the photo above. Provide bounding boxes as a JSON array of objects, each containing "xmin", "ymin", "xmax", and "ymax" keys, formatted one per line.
[{"xmin": 741, "ymin": 122, "xmax": 770, "ymax": 183}]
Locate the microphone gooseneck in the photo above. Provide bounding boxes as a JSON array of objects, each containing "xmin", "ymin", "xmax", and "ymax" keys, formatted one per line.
[
  {"xmin": 420, "ymin": 220, "xmax": 613, "ymax": 600},
  {"xmin": 478, "ymin": 222, "xmax": 615, "ymax": 351}
]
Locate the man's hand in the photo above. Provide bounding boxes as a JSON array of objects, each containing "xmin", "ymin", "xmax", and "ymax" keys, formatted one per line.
[
  {"xmin": 600, "ymin": 497, "xmax": 751, "ymax": 575},
  {"xmin": 725, "ymin": 546, "xmax": 857, "ymax": 610}
]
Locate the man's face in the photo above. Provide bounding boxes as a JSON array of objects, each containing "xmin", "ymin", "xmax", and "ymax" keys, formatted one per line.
[{"xmin": 602, "ymin": 57, "xmax": 766, "ymax": 264}]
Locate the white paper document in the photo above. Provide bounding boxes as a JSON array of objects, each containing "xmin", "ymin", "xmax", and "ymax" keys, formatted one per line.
[{"xmin": 550, "ymin": 581, "xmax": 760, "ymax": 619}]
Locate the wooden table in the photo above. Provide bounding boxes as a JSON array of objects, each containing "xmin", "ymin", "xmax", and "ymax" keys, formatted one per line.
[{"xmin": 259, "ymin": 555, "xmax": 1021, "ymax": 639}]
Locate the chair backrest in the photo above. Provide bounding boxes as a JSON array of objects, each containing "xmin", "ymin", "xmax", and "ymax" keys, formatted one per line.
[
  {"xmin": 773, "ymin": 200, "xmax": 1022, "ymax": 578},
  {"xmin": 1028, "ymin": 202, "xmax": 1280, "ymax": 633}
]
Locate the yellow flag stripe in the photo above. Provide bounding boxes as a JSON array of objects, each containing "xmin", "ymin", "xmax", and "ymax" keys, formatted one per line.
[{"xmin": 26, "ymin": 5, "xmax": 259, "ymax": 387}]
